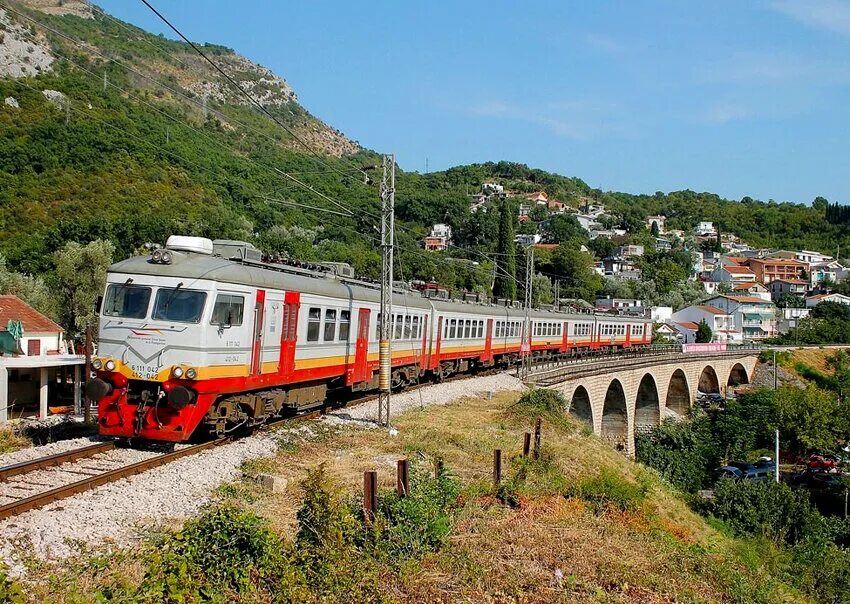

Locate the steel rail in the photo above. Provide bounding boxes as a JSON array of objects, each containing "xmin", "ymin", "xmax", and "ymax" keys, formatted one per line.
[{"xmin": 0, "ymin": 442, "xmax": 116, "ymax": 482}]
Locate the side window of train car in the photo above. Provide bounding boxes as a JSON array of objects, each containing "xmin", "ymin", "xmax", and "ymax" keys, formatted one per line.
[
  {"xmin": 449, "ymin": 319, "xmax": 456, "ymax": 339},
  {"xmin": 338, "ymin": 310, "xmax": 351, "ymax": 341},
  {"xmin": 394, "ymin": 315, "xmax": 404, "ymax": 340},
  {"xmin": 404, "ymin": 316, "xmax": 412, "ymax": 339},
  {"xmin": 307, "ymin": 307, "xmax": 321, "ymax": 342},
  {"xmin": 210, "ymin": 294, "xmax": 244, "ymax": 327},
  {"xmin": 324, "ymin": 309, "xmax": 337, "ymax": 341}
]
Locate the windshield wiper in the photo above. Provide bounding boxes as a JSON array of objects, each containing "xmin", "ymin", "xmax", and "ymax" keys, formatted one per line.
[{"xmin": 161, "ymin": 282, "xmax": 184, "ymax": 312}]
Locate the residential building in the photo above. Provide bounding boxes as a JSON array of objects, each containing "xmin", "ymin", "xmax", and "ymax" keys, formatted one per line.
[
  {"xmin": 481, "ymin": 183, "xmax": 504, "ymax": 195},
  {"xmin": 730, "ymin": 282, "xmax": 770, "ymax": 301},
  {"xmin": 776, "ymin": 307, "xmax": 811, "ymax": 334},
  {"xmin": 810, "ymin": 261, "xmax": 843, "ymax": 288},
  {"xmin": 672, "ymin": 321, "xmax": 699, "ymax": 343},
  {"xmin": 695, "ymin": 221, "xmax": 716, "ymax": 236},
  {"xmin": 650, "ymin": 306, "xmax": 673, "ymax": 322},
  {"xmin": 575, "ymin": 214, "xmax": 597, "ymax": 232},
  {"xmin": 524, "ymin": 191, "xmax": 549, "ymax": 205},
  {"xmin": 704, "ymin": 294, "xmax": 777, "ymax": 340},
  {"xmin": 655, "ymin": 237, "xmax": 671, "ymax": 252},
  {"xmin": 0, "ymin": 295, "xmax": 85, "ymax": 422},
  {"xmin": 616, "ymin": 244, "xmax": 644, "ymax": 258},
  {"xmin": 514, "ymin": 233, "xmax": 541, "ymax": 247},
  {"xmin": 595, "ymin": 297, "xmax": 643, "ymax": 312},
  {"xmin": 602, "ymin": 256, "xmax": 638, "ymax": 276},
  {"xmin": 654, "ymin": 322, "xmax": 679, "ymax": 342},
  {"xmin": 805, "ymin": 293, "xmax": 850, "ymax": 308},
  {"xmin": 671, "ymin": 304, "xmax": 742, "ymax": 343},
  {"xmin": 547, "ymin": 199, "xmax": 566, "ymax": 213},
  {"xmin": 711, "ymin": 264, "xmax": 757, "ymax": 283},
  {"xmin": 747, "ymin": 258, "xmax": 806, "ymax": 284},
  {"xmin": 769, "ymin": 278, "xmax": 808, "ymax": 302},
  {"xmin": 701, "ymin": 280, "xmax": 721, "ymax": 295},
  {"xmin": 646, "ymin": 215, "xmax": 666, "ymax": 233},
  {"xmin": 422, "ymin": 223, "xmax": 452, "ymax": 251}
]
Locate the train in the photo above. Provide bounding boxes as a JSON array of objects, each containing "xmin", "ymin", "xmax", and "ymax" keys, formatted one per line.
[{"xmin": 86, "ymin": 236, "xmax": 653, "ymax": 442}]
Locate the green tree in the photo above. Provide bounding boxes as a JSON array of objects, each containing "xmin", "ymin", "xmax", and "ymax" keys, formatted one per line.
[
  {"xmin": 812, "ymin": 301, "xmax": 850, "ymax": 321},
  {"xmin": 544, "ymin": 214, "xmax": 586, "ymax": 245},
  {"xmin": 650, "ymin": 220, "xmax": 660, "ymax": 237},
  {"xmin": 826, "ymin": 350, "xmax": 850, "ymax": 403},
  {"xmin": 695, "ymin": 319, "xmax": 712, "ymax": 343},
  {"xmin": 54, "ymin": 239, "xmax": 114, "ymax": 337},
  {"xmin": 493, "ymin": 199, "xmax": 517, "ymax": 300},
  {"xmin": 547, "ymin": 245, "xmax": 602, "ymax": 303},
  {"xmin": 773, "ymin": 386, "xmax": 847, "ymax": 455},
  {"xmin": 0, "ymin": 256, "xmax": 58, "ymax": 321},
  {"xmin": 813, "ymin": 196, "xmax": 829, "ymax": 213},
  {"xmin": 588, "ymin": 236, "xmax": 615, "ymax": 259},
  {"xmin": 531, "ymin": 273, "xmax": 554, "ymax": 307}
]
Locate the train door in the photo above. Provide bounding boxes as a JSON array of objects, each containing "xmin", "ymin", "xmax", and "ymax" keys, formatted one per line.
[
  {"xmin": 262, "ymin": 292, "xmax": 284, "ymax": 373},
  {"xmin": 431, "ymin": 316, "xmax": 444, "ymax": 370},
  {"xmin": 279, "ymin": 292, "xmax": 300, "ymax": 379},
  {"xmin": 625, "ymin": 324, "xmax": 632, "ymax": 348},
  {"xmin": 483, "ymin": 318, "xmax": 493, "ymax": 361},
  {"xmin": 250, "ymin": 290, "xmax": 265, "ymax": 376},
  {"xmin": 351, "ymin": 308, "xmax": 370, "ymax": 384},
  {"xmin": 561, "ymin": 320, "xmax": 569, "ymax": 352}
]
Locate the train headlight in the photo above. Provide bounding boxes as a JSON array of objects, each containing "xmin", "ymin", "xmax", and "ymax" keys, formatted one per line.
[
  {"xmin": 92, "ymin": 358, "xmax": 103, "ymax": 370},
  {"xmin": 185, "ymin": 367, "xmax": 197, "ymax": 380},
  {"xmin": 161, "ymin": 250, "xmax": 172, "ymax": 264},
  {"xmin": 151, "ymin": 249, "xmax": 163, "ymax": 263},
  {"xmin": 104, "ymin": 360, "xmax": 116, "ymax": 372},
  {"xmin": 172, "ymin": 366, "xmax": 184, "ymax": 379}
]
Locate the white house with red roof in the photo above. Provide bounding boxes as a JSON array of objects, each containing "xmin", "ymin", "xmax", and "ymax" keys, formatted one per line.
[
  {"xmin": 710, "ymin": 263, "xmax": 757, "ymax": 284},
  {"xmin": 0, "ymin": 295, "xmax": 84, "ymax": 423},
  {"xmin": 671, "ymin": 303, "xmax": 742, "ymax": 343},
  {"xmin": 805, "ymin": 293, "xmax": 850, "ymax": 308},
  {"xmin": 704, "ymin": 294, "xmax": 777, "ymax": 340}
]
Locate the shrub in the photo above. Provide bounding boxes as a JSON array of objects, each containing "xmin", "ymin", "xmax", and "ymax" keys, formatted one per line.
[
  {"xmin": 710, "ymin": 479, "xmax": 818, "ymax": 545},
  {"xmin": 0, "ymin": 571, "xmax": 24, "ymax": 604},
  {"xmin": 566, "ymin": 468, "xmax": 650, "ymax": 513},
  {"xmin": 516, "ymin": 388, "xmax": 566, "ymax": 414},
  {"xmin": 636, "ymin": 414, "xmax": 718, "ymax": 492}
]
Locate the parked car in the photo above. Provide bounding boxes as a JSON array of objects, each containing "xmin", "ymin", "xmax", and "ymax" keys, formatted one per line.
[
  {"xmin": 807, "ymin": 454, "xmax": 840, "ymax": 472},
  {"xmin": 713, "ymin": 465, "xmax": 771, "ymax": 482},
  {"xmin": 791, "ymin": 469, "xmax": 846, "ymax": 492}
]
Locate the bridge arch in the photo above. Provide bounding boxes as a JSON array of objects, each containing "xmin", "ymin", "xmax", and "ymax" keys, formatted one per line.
[
  {"xmin": 601, "ymin": 379, "xmax": 628, "ymax": 450},
  {"xmin": 666, "ymin": 369, "xmax": 690, "ymax": 416},
  {"xmin": 635, "ymin": 373, "xmax": 660, "ymax": 433},
  {"xmin": 568, "ymin": 385, "xmax": 593, "ymax": 425},
  {"xmin": 727, "ymin": 362, "xmax": 749, "ymax": 387},
  {"xmin": 698, "ymin": 365, "xmax": 720, "ymax": 394}
]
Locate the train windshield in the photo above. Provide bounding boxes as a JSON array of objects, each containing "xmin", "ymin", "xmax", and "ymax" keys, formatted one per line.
[
  {"xmin": 152, "ymin": 288, "xmax": 207, "ymax": 323},
  {"xmin": 103, "ymin": 284, "xmax": 152, "ymax": 319}
]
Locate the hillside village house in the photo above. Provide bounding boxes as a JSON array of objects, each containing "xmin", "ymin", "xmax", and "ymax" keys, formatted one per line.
[
  {"xmin": 595, "ymin": 297, "xmax": 643, "ymax": 313},
  {"xmin": 672, "ymin": 321, "xmax": 699, "ymax": 343},
  {"xmin": 710, "ymin": 264, "xmax": 757, "ymax": 283},
  {"xmin": 616, "ymin": 244, "xmax": 644, "ymax": 258},
  {"xmin": 730, "ymin": 282, "xmax": 770, "ymax": 300},
  {"xmin": 769, "ymin": 278, "xmax": 808, "ymax": 302},
  {"xmin": 809, "ymin": 261, "xmax": 844, "ymax": 288},
  {"xmin": 805, "ymin": 293, "xmax": 850, "ymax": 308},
  {"xmin": 704, "ymin": 294, "xmax": 777, "ymax": 340},
  {"xmin": 747, "ymin": 258, "xmax": 807, "ymax": 284},
  {"xmin": 695, "ymin": 221, "xmax": 716, "ymax": 236},
  {"xmin": 0, "ymin": 295, "xmax": 84, "ymax": 423},
  {"xmin": 671, "ymin": 304, "xmax": 742, "ymax": 343},
  {"xmin": 423, "ymin": 223, "xmax": 452, "ymax": 251},
  {"xmin": 777, "ymin": 307, "xmax": 811, "ymax": 334}
]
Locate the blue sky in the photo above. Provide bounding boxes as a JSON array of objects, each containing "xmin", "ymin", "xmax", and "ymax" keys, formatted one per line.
[{"xmin": 98, "ymin": 1, "xmax": 850, "ymax": 204}]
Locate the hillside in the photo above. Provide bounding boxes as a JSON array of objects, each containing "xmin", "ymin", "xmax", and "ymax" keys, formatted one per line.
[
  {"xmin": 18, "ymin": 388, "xmax": 813, "ymax": 603},
  {"xmin": 0, "ymin": 0, "xmax": 848, "ymax": 323}
]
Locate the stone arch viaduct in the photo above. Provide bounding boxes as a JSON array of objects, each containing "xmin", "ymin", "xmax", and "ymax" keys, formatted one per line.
[{"xmin": 532, "ymin": 353, "xmax": 759, "ymax": 456}]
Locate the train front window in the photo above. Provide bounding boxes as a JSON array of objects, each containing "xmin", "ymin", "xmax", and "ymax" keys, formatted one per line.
[
  {"xmin": 152, "ymin": 288, "xmax": 207, "ymax": 323},
  {"xmin": 103, "ymin": 284, "xmax": 151, "ymax": 319}
]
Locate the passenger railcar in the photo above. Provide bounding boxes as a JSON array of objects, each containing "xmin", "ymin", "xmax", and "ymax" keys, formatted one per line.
[{"xmin": 87, "ymin": 237, "xmax": 652, "ymax": 442}]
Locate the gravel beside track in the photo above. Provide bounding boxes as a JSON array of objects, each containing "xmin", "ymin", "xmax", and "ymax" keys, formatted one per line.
[
  {"xmin": 0, "ymin": 373, "xmax": 526, "ymax": 575},
  {"xmin": 0, "ymin": 435, "xmax": 110, "ymax": 468}
]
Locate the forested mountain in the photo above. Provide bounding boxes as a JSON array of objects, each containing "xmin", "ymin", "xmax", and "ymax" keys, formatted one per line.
[{"xmin": 0, "ymin": 0, "xmax": 847, "ymax": 324}]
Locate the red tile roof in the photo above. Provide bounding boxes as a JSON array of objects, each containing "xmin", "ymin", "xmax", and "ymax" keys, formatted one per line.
[
  {"xmin": 749, "ymin": 258, "xmax": 805, "ymax": 266},
  {"xmin": 696, "ymin": 305, "xmax": 728, "ymax": 315},
  {"xmin": 725, "ymin": 295, "xmax": 771, "ymax": 304},
  {"xmin": 773, "ymin": 278, "xmax": 807, "ymax": 285},
  {"xmin": 732, "ymin": 282, "xmax": 762, "ymax": 290},
  {"xmin": 724, "ymin": 266, "xmax": 755, "ymax": 274},
  {"xmin": 725, "ymin": 256, "xmax": 749, "ymax": 265},
  {"xmin": 675, "ymin": 321, "xmax": 700, "ymax": 330},
  {"xmin": 0, "ymin": 295, "xmax": 62, "ymax": 334}
]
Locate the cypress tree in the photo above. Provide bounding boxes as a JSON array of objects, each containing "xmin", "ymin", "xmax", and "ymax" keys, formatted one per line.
[{"xmin": 493, "ymin": 199, "xmax": 517, "ymax": 300}]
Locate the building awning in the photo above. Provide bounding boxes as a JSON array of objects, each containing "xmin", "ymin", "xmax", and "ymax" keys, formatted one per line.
[{"xmin": 743, "ymin": 313, "xmax": 773, "ymax": 321}]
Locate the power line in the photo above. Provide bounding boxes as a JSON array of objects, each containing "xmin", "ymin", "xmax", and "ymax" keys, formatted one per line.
[
  {"xmin": 139, "ymin": 0, "xmax": 372, "ymax": 194},
  {"xmin": 7, "ymin": 17, "xmax": 363, "ymax": 220}
]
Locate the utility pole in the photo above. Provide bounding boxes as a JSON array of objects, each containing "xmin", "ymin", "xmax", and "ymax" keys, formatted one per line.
[
  {"xmin": 377, "ymin": 154, "xmax": 395, "ymax": 427},
  {"xmin": 773, "ymin": 349, "xmax": 779, "ymax": 483},
  {"xmin": 521, "ymin": 245, "xmax": 534, "ymax": 379}
]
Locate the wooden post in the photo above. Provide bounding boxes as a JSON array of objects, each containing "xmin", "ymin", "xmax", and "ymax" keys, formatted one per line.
[
  {"xmin": 435, "ymin": 457, "xmax": 443, "ymax": 479},
  {"xmin": 493, "ymin": 449, "xmax": 502, "ymax": 487},
  {"xmin": 83, "ymin": 324, "xmax": 92, "ymax": 423},
  {"xmin": 523, "ymin": 432, "xmax": 531, "ymax": 457},
  {"xmin": 363, "ymin": 471, "xmax": 377, "ymax": 525},
  {"xmin": 533, "ymin": 417, "xmax": 542, "ymax": 460},
  {"xmin": 397, "ymin": 459, "xmax": 409, "ymax": 498}
]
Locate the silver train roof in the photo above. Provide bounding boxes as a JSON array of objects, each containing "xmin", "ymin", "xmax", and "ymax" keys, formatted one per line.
[{"xmin": 109, "ymin": 252, "xmax": 642, "ymax": 324}]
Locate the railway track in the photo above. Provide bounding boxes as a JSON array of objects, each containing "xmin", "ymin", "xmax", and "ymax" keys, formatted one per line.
[{"xmin": 0, "ymin": 411, "xmax": 321, "ymax": 522}]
